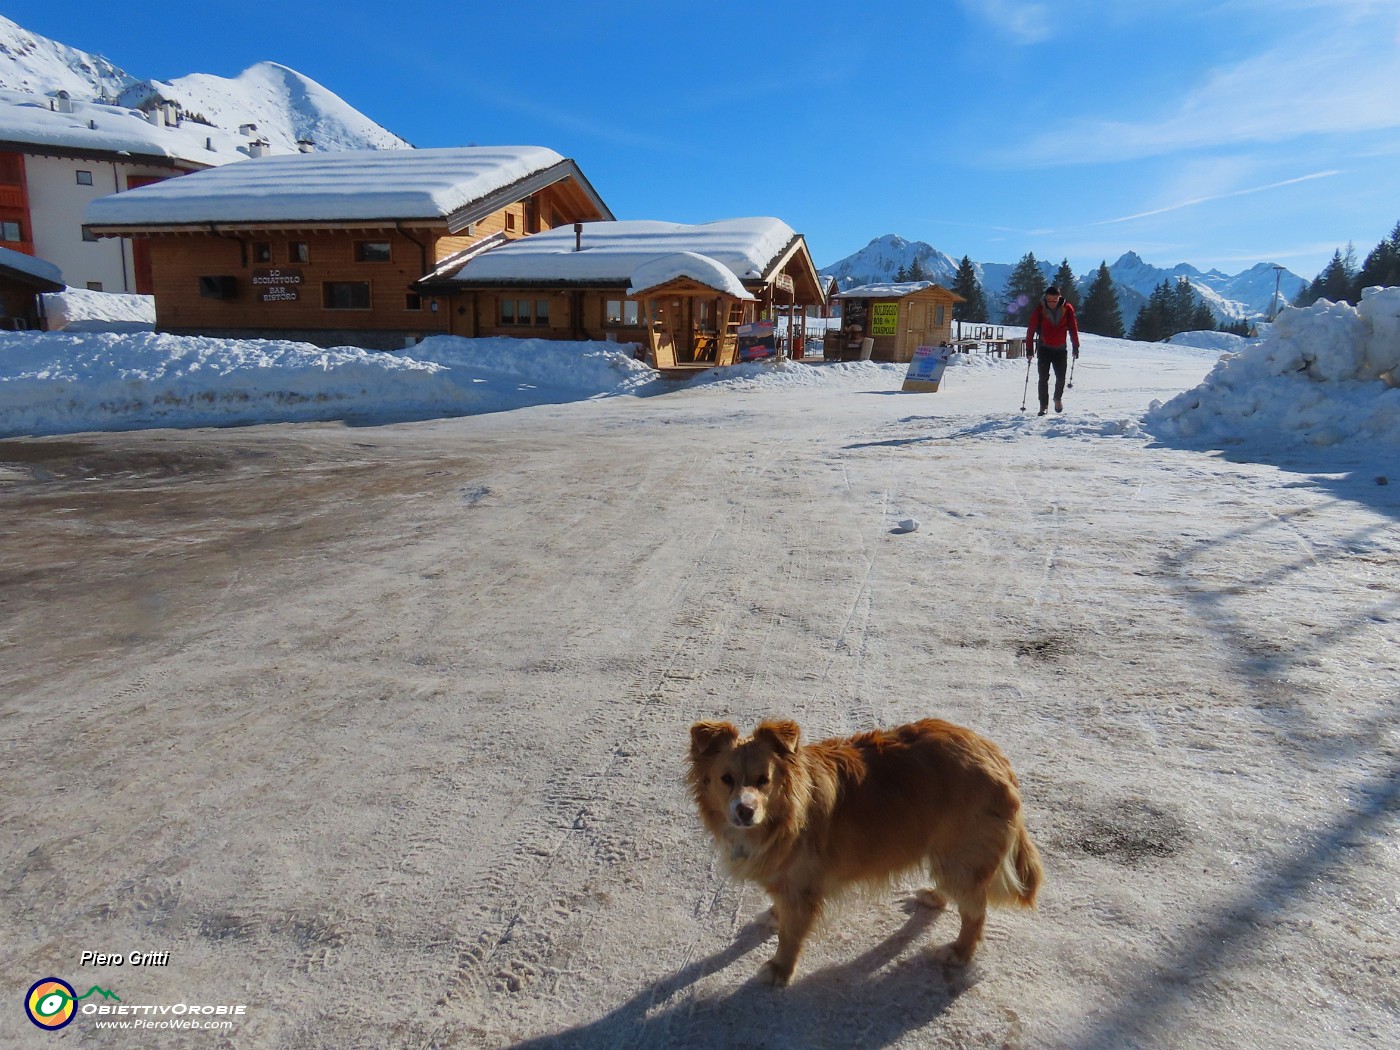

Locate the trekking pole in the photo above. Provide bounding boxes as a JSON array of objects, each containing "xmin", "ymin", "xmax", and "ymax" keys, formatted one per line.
[
  {"xmin": 1019, "ymin": 343, "xmax": 1034, "ymax": 412},
  {"xmin": 1068, "ymin": 352, "xmax": 1077, "ymax": 389}
]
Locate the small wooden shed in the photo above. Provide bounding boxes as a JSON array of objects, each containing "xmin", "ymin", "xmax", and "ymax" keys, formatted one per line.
[
  {"xmin": 830, "ymin": 281, "xmax": 963, "ymax": 363},
  {"xmin": 0, "ymin": 246, "xmax": 64, "ymax": 330}
]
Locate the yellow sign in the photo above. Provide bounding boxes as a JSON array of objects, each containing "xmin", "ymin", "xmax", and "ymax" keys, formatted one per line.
[{"xmin": 871, "ymin": 303, "xmax": 899, "ymax": 336}]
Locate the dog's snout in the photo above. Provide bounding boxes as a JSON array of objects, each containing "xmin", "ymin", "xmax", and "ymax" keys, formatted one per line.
[{"xmin": 735, "ymin": 801, "xmax": 755, "ymax": 825}]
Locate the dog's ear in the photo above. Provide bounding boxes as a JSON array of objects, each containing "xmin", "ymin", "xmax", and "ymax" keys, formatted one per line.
[
  {"xmin": 755, "ymin": 719, "xmax": 801, "ymax": 755},
  {"xmin": 690, "ymin": 721, "xmax": 739, "ymax": 759}
]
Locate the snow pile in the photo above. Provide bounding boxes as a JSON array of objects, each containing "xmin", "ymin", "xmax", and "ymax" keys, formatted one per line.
[
  {"xmin": 41, "ymin": 288, "xmax": 155, "ymax": 331},
  {"xmin": 0, "ymin": 332, "xmax": 659, "ymax": 438},
  {"xmin": 1145, "ymin": 287, "xmax": 1400, "ymax": 449},
  {"xmin": 404, "ymin": 335, "xmax": 661, "ymax": 396},
  {"xmin": 1165, "ymin": 329, "xmax": 1252, "ymax": 352}
]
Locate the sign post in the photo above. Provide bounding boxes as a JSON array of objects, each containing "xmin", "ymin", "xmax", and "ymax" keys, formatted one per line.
[{"xmin": 901, "ymin": 344, "xmax": 954, "ymax": 392}]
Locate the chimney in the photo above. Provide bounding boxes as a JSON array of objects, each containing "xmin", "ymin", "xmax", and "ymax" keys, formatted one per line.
[
  {"xmin": 239, "ymin": 123, "xmax": 258, "ymax": 137},
  {"xmin": 574, "ymin": 223, "xmax": 583, "ymax": 252},
  {"xmin": 297, "ymin": 138, "xmax": 315, "ymax": 153},
  {"xmin": 54, "ymin": 91, "xmax": 74, "ymax": 114},
  {"xmin": 248, "ymin": 139, "xmax": 270, "ymax": 159}
]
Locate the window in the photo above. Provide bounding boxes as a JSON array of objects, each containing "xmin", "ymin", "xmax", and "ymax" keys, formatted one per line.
[
  {"xmin": 605, "ymin": 299, "xmax": 642, "ymax": 326},
  {"xmin": 935, "ymin": 305, "xmax": 946, "ymax": 326},
  {"xmin": 1, "ymin": 220, "xmax": 21, "ymax": 241},
  {"xmin": 405, "ymin": 293, "xmax": 422, "ymax": 311},
  {"xmin": 252, "ymin": 242, "xmax": 271, "ymax": 263},
  {"xmin": 87, "ymin": 281, "xmax": 103, "ymax": 291},
  {"xmin": 289, "ymin": 242, "xmax": 309, "ymax": 263},
  {"xmin": 505, "ymin": 212, "xmax": 516, "ymax": 233},
  {"xmin": 76, "ymin": 170, "xmax": 94, "ymax": 186},
  {"xmin": 499, "ymin": 298, "xmax": 550, "ymax": 327},
  {"xmin": 82, "ymin": 225, "xmax": 98, "ymax": 242},
  {"xmin": 354, "ymin": 241, "xmax": 391, "ymax": 262},
  {"xmin": 323, "ymin": 281, "xmax": 371, "ymax": 310}
]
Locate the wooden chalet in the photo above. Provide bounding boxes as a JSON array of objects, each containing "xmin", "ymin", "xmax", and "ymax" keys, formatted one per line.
[
  {"xmin": 417, "ymin": 218, "xmax": 825, "ymax": 374},
  {"xmin": 830, "ymin": 281, "xmax": 964, "ymax": 363},
  {"xmin": 82, "ymin": 146, "xmax": 613, "ymax": 349}
]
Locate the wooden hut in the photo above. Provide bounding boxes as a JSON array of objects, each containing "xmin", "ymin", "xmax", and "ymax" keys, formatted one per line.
[
  {"xmin": 830, "ymin": 281, "xmax": 963, "ymax": 363},
  {"xmin": 82, "ymin": 146, "xmax": 613, "ymax": 349},
  {"xmin": 0, "ymin": 245, "xmax": 64, "ymax": 330},
  {"xmin": 419, "ymin": 217, "xmax": 825, "ymax": 374}
]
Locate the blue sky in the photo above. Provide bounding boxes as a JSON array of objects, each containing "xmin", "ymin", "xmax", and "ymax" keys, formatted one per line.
[{"xmin": 8, "ymin": 0, "xmax": 1400, "ymax": 279}]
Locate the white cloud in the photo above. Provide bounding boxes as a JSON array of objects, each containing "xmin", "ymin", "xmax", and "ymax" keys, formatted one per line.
[{"xmin": 1020, "ymin": 13, "xmax": 1400, "ymax": 163}]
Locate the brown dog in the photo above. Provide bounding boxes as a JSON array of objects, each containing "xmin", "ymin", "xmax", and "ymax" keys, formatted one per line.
[{"xmin": 688, "ymin": 717, "xmax": 1042, "ymax": 986}]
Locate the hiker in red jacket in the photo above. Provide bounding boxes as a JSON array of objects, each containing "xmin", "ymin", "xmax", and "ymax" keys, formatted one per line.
[{"xmin": 1027, "ymin": 286, "xmax": 1081, "ymax": 415}]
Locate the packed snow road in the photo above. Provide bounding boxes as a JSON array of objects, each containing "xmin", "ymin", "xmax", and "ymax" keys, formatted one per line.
[{"xmin": 2, "ymin": 340, "xmax": 1397, "ymax": 1049}]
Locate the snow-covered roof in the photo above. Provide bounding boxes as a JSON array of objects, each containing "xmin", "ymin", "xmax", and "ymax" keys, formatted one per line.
[
  {"xmin": 438, "ymin": 218, "xmax": 799, "ymax": 289},
  {"xmin": 627, "ymin": 252, "xmax": 755, "ymax": 299},
  {"xmin": 0, "ymin": 87, "xmax": 250, "ymax": 168},
  {"xmin": 837, "ymin": 280, "xmax": 947, "ymax": 299},
  {"xmin": 83, "ymin": 146, "xmax": 590, "ymax": 228},
  {"xmin": 0, "ymin": 244, "xmax": 63, "ymax": 290}
]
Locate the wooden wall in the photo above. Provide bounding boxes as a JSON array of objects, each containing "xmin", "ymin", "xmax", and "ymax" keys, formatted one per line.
[
  {"xmin": 857, "ymin": 289, "xmax": 960, "ymax": 363},
  {"xmin": 141, "ymin": 189, "xmax": 594, "ymax": 338}
]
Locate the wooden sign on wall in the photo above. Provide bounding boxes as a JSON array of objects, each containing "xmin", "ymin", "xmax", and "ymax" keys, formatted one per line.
[{"xmin": 252, "ymin": 267, "xmax": 303, "ymax": 303}]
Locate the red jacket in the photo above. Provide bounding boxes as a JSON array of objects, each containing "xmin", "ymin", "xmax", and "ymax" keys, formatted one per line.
[{"xmin": 1027, "ymin": 299, "xmax": 1080, "ymax": 352}]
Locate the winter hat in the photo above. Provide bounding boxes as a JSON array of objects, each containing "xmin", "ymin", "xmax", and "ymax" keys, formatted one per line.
[{"xmin": 1045, "ymin": 286, "xmax": 1061, "ymax": 297}]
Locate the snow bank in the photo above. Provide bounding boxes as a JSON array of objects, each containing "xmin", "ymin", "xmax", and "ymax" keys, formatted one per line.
[
  {"xmin": 1165, "ymin": 329, "xmax": 1252, "ymax": 352},
  {"xmin": 1145, "ymin": 287, "xmax": 1400, "ymax": 450},
  {"xmin": 40, "ymin": 287, "xmax": 155, "ymax": 331},
  {"xmin": 0, "ymin": 332, "xmax": 658, "ymax": 438}
]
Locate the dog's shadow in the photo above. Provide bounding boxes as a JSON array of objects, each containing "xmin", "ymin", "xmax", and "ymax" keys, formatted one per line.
[{"xmin": 509, "ymin": 899, "xmax": 973, "ymax": 1050}]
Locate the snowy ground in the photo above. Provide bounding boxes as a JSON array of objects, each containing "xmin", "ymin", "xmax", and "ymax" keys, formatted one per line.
[{"xmin": 1, "ymin": 304, "xmax": 1397, "ymax": 1048}]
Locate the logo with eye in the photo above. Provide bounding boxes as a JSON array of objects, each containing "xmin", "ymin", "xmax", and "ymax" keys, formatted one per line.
[
  {"xmin": 24, "ymin": 978, "xmax": 120, "ymax": 1030},
  {"xmin": 26, "ymin": 978, "xmax": 77, "ymax": 1030}
]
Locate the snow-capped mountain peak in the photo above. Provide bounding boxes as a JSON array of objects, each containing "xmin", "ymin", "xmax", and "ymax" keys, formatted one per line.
[
  {"xmin": 116, "ymin": 62, "xmax": 411, "ymax": 154},
  {"xmin": 821, "ymin": 239, "xmax": 1305, "ymax": 324},
  {"xmin": 822, "ymin": 234, "xmax": 960, "ymax": 290},
  {"xmin": 0, "ymin": 14, "xmax": 135, "ymax": 98},
  {"xmin": 0, "ymin": 16, "xmax": 409, "ymax": 156}
]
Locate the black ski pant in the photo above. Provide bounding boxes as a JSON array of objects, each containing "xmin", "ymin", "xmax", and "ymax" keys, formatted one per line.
[{"xmin": 1036, "ymin": 346, "xmax": 1068, "ymax": 407}]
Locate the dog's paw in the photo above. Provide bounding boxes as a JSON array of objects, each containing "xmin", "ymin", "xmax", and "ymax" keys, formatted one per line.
[
  {"xmin": 757, "ymin": 959, "xmax": 793, "ymax": 987},
  {"xmin": 914, "ymin": 888, "xmax": 948, "ymax": 911},
  {"xmin": 932, "ymin": 942, "xmax": 975, "ymax": 966}
]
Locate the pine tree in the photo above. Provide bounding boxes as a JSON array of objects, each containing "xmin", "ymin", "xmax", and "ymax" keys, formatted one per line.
[
  {"xmin": 1052, "ymin": 259, "xmax": 1080, "ymax": 308},
  {"xmin": 1190, "ymin": 299, "xmax": 1217, "ymax": 332},
  {"xmin": 950, "ymin": 255, "xmax": 990, "ymax": 323},
  {"xmin": 1298, "ymin": 248, "xmax": 1355, "ymax": 306},
  {"xmin": 1311, "ymin": 249, "xmax": 1354, "ymax": 304},
  {"xmin": 1002, "ymin": 252, "xmax": 1045, "ymax": 325},
  {"xmin": 1170, "ymin": 278, "xmax": 1198, "ymax": 334},
  {"xmin": 894, "ymin": 263, "xmax": 910, "ymax": 282},
  {"xmin": 1079, "ymin": 261, "xmax": 1125, "ymax": 338},
  {"xmin": 1129, "ymin": 280, "xmax": 1174, "ymax": 342},
  {"xmin": 1353, "ymin": 220, "xmax": 1400, "ymax": 298},
  {"xmin": 908, "ymin": 256, "xmax": 927, "ymax": 282}
]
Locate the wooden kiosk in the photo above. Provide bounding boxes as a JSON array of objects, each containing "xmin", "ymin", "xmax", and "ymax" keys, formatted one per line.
[{"xmin": 831, "ymin": 281, "xmax": 964, "ymax": 363}]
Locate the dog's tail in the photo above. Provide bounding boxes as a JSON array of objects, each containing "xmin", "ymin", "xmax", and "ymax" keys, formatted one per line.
[{"xmin": 990, "ymin": 820, "xmax": 1043, "ymax": 908}]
